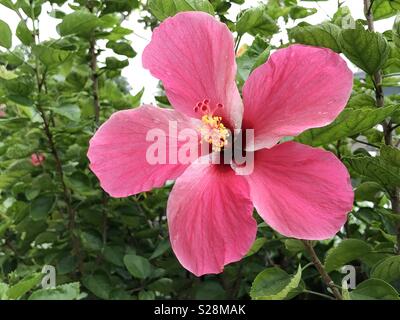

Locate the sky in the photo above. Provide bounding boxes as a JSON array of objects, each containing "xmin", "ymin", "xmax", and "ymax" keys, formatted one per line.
[{"xmin": 0, "ymin": 0, "xmax": 396, "ymax": 103}]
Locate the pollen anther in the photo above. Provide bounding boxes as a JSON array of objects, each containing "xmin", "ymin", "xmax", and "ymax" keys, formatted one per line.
[{"xmin": 199, "ymin": 114, "xmax": 229, "ymax": 152}]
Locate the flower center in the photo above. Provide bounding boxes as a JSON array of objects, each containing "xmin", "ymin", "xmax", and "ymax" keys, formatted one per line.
[
  {"xmin": 200, "ymin": 114, "xmax": 229, "ymax": 152},
  {"xmin": 193, "ymin": 99, "xmax": 229, "ymax": 152}
]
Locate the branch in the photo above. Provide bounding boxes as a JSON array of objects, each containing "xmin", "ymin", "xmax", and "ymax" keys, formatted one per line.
[
  {"xmin": 364, "ymin": 0, "xmax": 400, "ymax": 253},
  {"xmin": 351, "ymin": 138, "xmax": 379, "ymax": 149},
  {"xmin": 302, "ymin": 240, "xmax": 343, "ymax": 300},
  {"xmin": 30, "ymin": 5, "xmax": 83, "ymax": 273},
  {"xmin": 87, "ymin": 4, "xmax": 108, "ymax": 247},
  {"xmin": 89, "ymin": 36, "xmax": 100, "ymax": 126}
]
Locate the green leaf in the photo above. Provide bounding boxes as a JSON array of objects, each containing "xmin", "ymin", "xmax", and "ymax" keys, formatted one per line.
[
  {"xmin": 80, "ymin": 231, "xmax": 103, "ymax": 252},
  {"xmin": 324, "ymin": 239, "xmax": 372, "ymax": 273},
  {"xmin": 296, "ymin": 106, "xmax": 396, "ymax": 146},
  {"xmin": 123, "ymin": 254, "xmax": 152, "ymax": 279},
  {"xmin": 106, "ymin": 41, "xmax": 136, "ymax": 58},
  {"xmin": 195, "ymin": 281, "xmax": 227, "ymax": 299},
  {"xmin": 102, "ymin": 26, "xmax": 132, "ymax": 41},
  {"xmin": 56, "ymin": 104, "xmax": 83, "ymax": 122},
  {"xmin": 289, "ymin": 6, "xmax": 317, "ymax": 20},
  {"xmin": 7, "ymin": 273, "xmax": 42, "ymax": 299},
  {"xmin": 350, "ymin": 279, "xmax": 399, "ymax": 300},
  {"xmin": 82, "ymin": 273, "xmax": 112, "ymax": 300},
  {"xmin": 149, "ymin": 240, "xmax": 170, "ymax": 260},
  {"xmin": 0, "ymin": 19, "xmax": 12, "ymax": 49},
  {"xmin": 381, "ymin": 145, "xmax": 400, "ymax": 167},
  {"xmin": 0, "ymin": 169, "xmax": 30, "ymax": 190},
  {"xmin": 19, "ymin": 0, "xmax": 41, "ymax": 19},
  {"xmin": 0, "ymin": 64, "xmax": 17, "ymax": 79},
  {"xmin": 236, "ymin": 5, "xmax": 279, "ymax": 37},
  {"xmin": 3, "ymin": 76, "xmax": 34, "ymax": 98},
  {"xmin": 250, "ymin": 265, "xmax": 303, "ymax": 300},
  {"xmin": 148, "ymin": 0, "xmax": 214, "ymax": 21},
  {"xmin": 102, "ymin": 0, "xmax": 139, "ymax": 14},
  {"xmin": 148, "ymin": 278, "xmax": 173, "ymax": 294},
  {"xmin": 105, "ymin": 57, "xmax": 129, "ymax": 70},
  {"xmin": 138, "ymin": 290, "xmax": 155, "ymax": 300},
  {"xmin": 245, "ymin": 237, "xmax": 267, "ymax": 257},
  {"xmin": 16, "ymin": 21, "xmax": 33, "ymax": 46},
  {"xmin": 355, "ymin": 181, "xmax": 384, "ymax": 202},
  {"xmin": 372, "ymin": 0, "xmax": 400, "ymax": 21},
  {"xmin": 51, "ymin": 104, "xmax": 81, "ymax": 122},
  {"xmin": 32, "ymin": 45, "xmax": 73, "ymax": 67},
  {"xmin": 58, "ymin": 11, "xmax": 99, "ymax": 36},
  {"xmin": 0, "ymin": 283, "xmax": 9, "ymax": 300},
  {"xmin": 393, "ymin": 15, "xmax": 400, "ymax": 48},
  {"xmin": 103, "ymin": 245, "xmax": 125, "ymax": 267},
  {"xmin": 285, "ymin": 239, "xmax": 310, "ymax": 253},
  {"xmin": 237, "ymin": 35, "xmax": 270, "ymax": 84},
  {"xmin": 347, "ymin": 93, "xmax": 376, "ymax": 109},
  {"xmin": 0, "ymin": 0, "xmax": 15, "ymax": 10},
  {"xmin": 338, "ymin": 22, "xmax": 390, "ymax": 74},
  {"xmin": 29, "ymin": 282, "xmax": 82, "ymax": 300},
  {"xmin": 288, "ymin": 23, "xmax": 341, "ymax": 53},
  {"xmin": 30, "ymin": 195, "xmax": 56, "ymax": 221},
  {"xmin": 371, "ymin": 256, "xmax": 400, "ymax": 283},
  {"xmin": 343, "ymin": 155, "xmax": 400, "ymax": 189}
]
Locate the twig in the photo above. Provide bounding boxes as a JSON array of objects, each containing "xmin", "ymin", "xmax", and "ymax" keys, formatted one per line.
[
  {"xmin": 234, "ymin": 34, "xmax": 242, "ymax": 54},
  {"xmin": 390, "ymin": 123, "xmax": 400, "ymax": 132},
  {"xmin": 30, "ymin": 4, "xmax": 83, "ymax": 273},
  {"xmin": 364, "ymin": 0, "xmax": 400, "ymax": 253},
  {"xmin": 89, "ymin": 36, "xmax": 100, "ymax": 125},
  {"xmin": 351, "ymin": 138, "xmax": 379, "ymax": 149},
  {"xmin": 304, "ymin": 290, "xmax": 335, "ymax": 300},
  {"xmin": 87, "ymin": 4, "xmax": 108, "ymax": 247},
  {"xmin": 302, "ymin": 240, "xmax": 343, "ymax": 300}
]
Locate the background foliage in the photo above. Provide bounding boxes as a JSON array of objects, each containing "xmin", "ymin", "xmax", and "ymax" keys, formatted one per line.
[{"xmin": 0, "ymin": 0, "xmax": 400, "ymax": 300}]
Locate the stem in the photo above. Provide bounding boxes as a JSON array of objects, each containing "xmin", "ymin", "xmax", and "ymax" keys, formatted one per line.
[
  {"xmin": 89, "ymin": 36, "xmax": 100, "ymax": 125},
  {"xmin": 87, "ymin": 4, "xmax": 108, "ymax": 246},
  {"xmin": 390, "ymin": 124, "xmax": 400, "ymax": 132},
  {"xmin": 351, "ymin": 138, "xmax": 379, "ymax": 149},
  {"xmin": 302, "ymin": 240, "xmax": 343, "ymax": 300},
  {"xmin": 304, "ymin": 290, "xmax": 335, "ymax": 300},
  {"xmin": 30, "ymin": 5, "xmax": 83, "ymax": 272},
  {"xmin": 234, "ymin": 34, "xmax": 242, "ymax": 54},
  {"xmin": 364, "ymin": 0, "xmax": 400, "ymax": 253}
]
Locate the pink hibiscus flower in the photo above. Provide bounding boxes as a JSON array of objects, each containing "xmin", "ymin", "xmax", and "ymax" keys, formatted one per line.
[
  {"xmin": 31, "ymin": 153, "xmax": 45, "ymax": 166},
  {"xmin": 88, "ymin": 12, "xmax": 354, "ymax": 276}
]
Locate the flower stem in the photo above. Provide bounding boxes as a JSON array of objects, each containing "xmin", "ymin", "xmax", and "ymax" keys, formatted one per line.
[{"xmin": 301, "ymin": 240, "xmax": 343, "ymax": 300}]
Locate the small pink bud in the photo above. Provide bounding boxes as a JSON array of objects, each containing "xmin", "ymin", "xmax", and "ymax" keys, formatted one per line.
[
  {"xmin": 0, "ymin": 104, "xmax": 6, "ymax": 117},
  {"xmin": 31, "ymin": 153, "xmax": 45, "ymax": 166}
]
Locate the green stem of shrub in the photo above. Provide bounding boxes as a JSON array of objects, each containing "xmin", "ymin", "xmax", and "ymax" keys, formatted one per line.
[
  {"xmin": 30, "ymin": 3, "xmax": 83, "ymax": 273},
  {"xmin": 302, "ymin": 240, "xmax": 343, "ymax": 300},
  {"xmin": 364, "ymin": 0, "xmax": 400, "ymax": 254}
]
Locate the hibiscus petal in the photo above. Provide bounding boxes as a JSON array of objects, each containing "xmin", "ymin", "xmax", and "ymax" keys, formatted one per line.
[
  {"xmin": 142, "ymin": 12, "xmax": 243, "ymax": 129},
  {"xmin": 242, "ymin": 44, "xmax": 353, "ymax": 150},
  {"xmin": 167, "ymin": 158, "xmax": 257, "ymax": 276},
  {"xmin": 247, "ymin": 142, "xmax": 353, "ymax": 240},
  {"xmin": 88, "ymin": 105, "xmax": 201, "ymax": 197}
]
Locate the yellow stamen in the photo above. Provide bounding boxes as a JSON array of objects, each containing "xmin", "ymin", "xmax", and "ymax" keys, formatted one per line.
[{"xmin": 199, "ymin": 115, "xmax": 229, "ymax": 152}]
